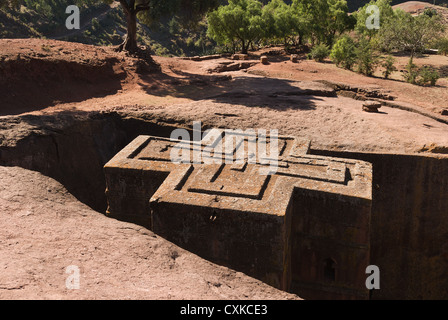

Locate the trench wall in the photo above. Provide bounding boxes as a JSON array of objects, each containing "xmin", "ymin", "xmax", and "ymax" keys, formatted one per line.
[
  {"xmin": 1, "ymin": 113, "xmax": 447, "ymax": 299},
  {"xmin": 0, "ymin": 113, "xmax": 181, "ymax": 212},
  {"xmin": 311, "ymin": 149, "xmax": 448, "ymax": 299}
]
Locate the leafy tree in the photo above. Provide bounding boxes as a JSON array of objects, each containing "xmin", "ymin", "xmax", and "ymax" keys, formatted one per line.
[
  {"xmin": 378, "ymin": 9, "xmax": 445, "ymax": 59},
  {"xmin": 207, "ymin": 0, "xmax": 264, "ymax": 54},
  {"xmin": 375, "ymin": 8, "xmax": 445, "ymax": 85},
  {"xmin": 353, "ymin": 0, "xmax": 394, "ymax": 39},
  {"xmin": 325, "ymin": 0, "xmax": 355, "ymax": 45},
  {"xmin": 261, "ymin": 0, "xmax": 300, "ymax": 46},
  {"xmin": 292, "ymin": 0, "xmax": 325, "ymax": 45},
  {"xmin": 291, "ymin": 0, "xmax": 353, "ymax": 46},
  {"xmin": 330, "ymin": 35, "xmax": 356, "ymax": 69},
  {"xmin": 355, "ymin": 36, "xmax": 377, "ymax": 76}
]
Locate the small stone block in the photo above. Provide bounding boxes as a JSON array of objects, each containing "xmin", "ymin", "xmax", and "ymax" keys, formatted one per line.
[
  {"xmin": 260, "ymin": 56, "xmax": 269, "ymax": 64},
  {"xmin": 362, "ymin": 101, "xmax": 382, "ymax": 113},
  {"xmin": 232, "ymin": 54, "xmax": 249, "ymax": 61}
]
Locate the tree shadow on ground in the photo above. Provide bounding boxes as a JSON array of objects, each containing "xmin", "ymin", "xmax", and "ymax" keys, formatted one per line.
[{"xmin": 138, "ymin": 67, "xmax": 335, "ymax": 111}]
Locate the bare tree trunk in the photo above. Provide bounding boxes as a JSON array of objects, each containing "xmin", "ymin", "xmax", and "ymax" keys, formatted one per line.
[
  {"xmin": 249, "ymin": 41, "xmax": 255, "ymax": 51},
  {"xmin": 116, "ymin": 0, "xmax": 141, "ymax": 53},
  {"xmin": 118, "ymin": 10, "xmax": 138, "ymax": 53},
  {"xmin": 241, "ymin": 40, "xmax": 248, "ymax": 54}
]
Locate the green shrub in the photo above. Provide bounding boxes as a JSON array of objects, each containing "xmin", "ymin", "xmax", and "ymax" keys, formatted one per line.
[
  {"xmin": 382, "ymin": 56, "xmax": 397, "ymax": 79},
  {"xmin": 401, "ymin": 59, "xmax": 439, "ymax": 86},
  {"xmin": 355, "ymin": 37, "xmax": 377, "ymax": 76},
  {"xmin": 195, "ymin": 38, "xmax": 205, "ymax": 50},
  {"xmin": 310, "ymin": 44, "xmax": 330, "ymax": 62},
  {"xmin": 330, "ymin": 35, "xmax": 356, "ymax": 70},
  {"xmin": 168, "ymin": 17, "xmax": 181, "ymax": 35},
  {"xmin": 91, "ymin": 18, "xmax": 100, "ymax": 31},
  {"xmin": 402, "ymin": 58, "xmax": 419, "ymax": 84},
  {"xmin": 423, "ymin": 7, "xmax": 438, "ymax": 18},
  {"xmin": 435, "ymin": 38, "xmax": 448, "ymax": 56},
  {"xmin": 152, "ymin": 43, "xmax": 170, "ymax": 57},
  {"xmin": 185, "ymin": 37, "xmax": 195, "ymax": 48},
  {"xmin": 418, "ymin": 66, "xmax": 440, "ymax": 86}
]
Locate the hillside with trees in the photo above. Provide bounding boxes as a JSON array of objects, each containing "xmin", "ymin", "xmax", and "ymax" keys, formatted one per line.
[
  {"xmin": 0, "ymin": 0, "xmax": 221, "ymax": 56},
  {"xmin": 1, "ymin": 0, "xmax": 447, "ymax": 57},
  {"xmin": 1, "ymin": 0, "xmax": 448, "ymax": 85}
]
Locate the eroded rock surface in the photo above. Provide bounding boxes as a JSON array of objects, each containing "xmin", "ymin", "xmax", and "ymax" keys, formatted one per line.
[{"xmin": 0, "ymin": 166, "xmax": 299, "ymax": 300}]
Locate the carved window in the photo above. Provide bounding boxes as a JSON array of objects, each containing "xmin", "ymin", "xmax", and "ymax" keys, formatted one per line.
[{"xmin": 323, "ymin": 258, "xmax": 336, "ymax": 282}]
